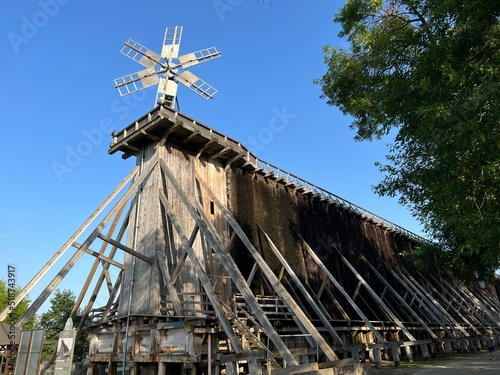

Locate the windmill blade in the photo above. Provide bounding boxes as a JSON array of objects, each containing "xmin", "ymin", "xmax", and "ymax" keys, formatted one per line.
[
  {"xmin": 114, "ymin": 68, "xmax": 160, "ymax": 96},
  {"xmin": 178, "ymin": 47, "xmax": 221, "ymax": 69},
  {"xmin": 176, "ymin": 70, "xmax": 218, "ymax": 100},
  {"xmin": 120, "ymin": 38, "xmax": 163, "ymax": 69},
  {"xmin": 161, "ymin": 26, "xmax": 183, "ymax": 59}
]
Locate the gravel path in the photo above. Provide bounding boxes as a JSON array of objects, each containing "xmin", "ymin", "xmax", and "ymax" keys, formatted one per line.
[{"xmin": 370, "ymin": 350, "xmax": 498, "ymax": 375}]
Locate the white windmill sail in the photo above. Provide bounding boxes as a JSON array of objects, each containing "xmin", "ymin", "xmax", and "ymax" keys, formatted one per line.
[{"xmin": 113, "ymin": 26, "xmax": 221, "ymax": 109}]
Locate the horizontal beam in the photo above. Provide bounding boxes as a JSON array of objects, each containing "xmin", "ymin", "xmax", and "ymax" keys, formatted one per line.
[{"xmin": 97, "ymin": 233, "xmax": 153, "ymax": 265}]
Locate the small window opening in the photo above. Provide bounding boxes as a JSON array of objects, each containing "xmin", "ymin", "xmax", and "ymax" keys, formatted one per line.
[{"xmin": 210, "ymin": 201, "xmax": 215, "ymax": 215}]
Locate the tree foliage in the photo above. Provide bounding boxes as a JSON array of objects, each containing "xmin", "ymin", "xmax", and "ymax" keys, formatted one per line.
[
  {"xmin": 0, "ymin": 280, "xmax": 38, "ymax": 329},
  {"xmin": 316, "ymin": 0, "xmax": 500, "ymax": 281},
  {"xmin": 39, "ymin": 289, "xmax": 89, "ymax": 362}
]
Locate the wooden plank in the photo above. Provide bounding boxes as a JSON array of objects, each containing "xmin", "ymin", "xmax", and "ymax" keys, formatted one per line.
[
  {"xmin": 162, "ymin": 162, "xmax": 297, "ymax": 366},
  {"xmin": 155, "ymin": 248, "xmax": 184, "ymax": 316},
  {"xmin": 195, "ymin": 171, "xmax": 338, "ymax": 363},
  {"xmin": 271, "ymin": 363, "xmax": 319, "ymax": 375},
  {"xmin": 98, "ymin": 233, "xmax": 154, "ymax": 265},
  {"xmin": 218, "ymin": 351, "xmax": 266, "ymax": 362},
  {"xmin": 15, "ymin": 158, "xmax": 158, "ymax": 328},
  {"xmin": 359, "ymin": 255, "xmax": 438, "ymax": 340},
  {"xmin": 397, "ymin": 267, "xmax": 469, "ymax": 337},
  {"xmin": 323, "ymin": 242, "xmax": 416, "ymax": 341},
  {"xmin": 72, "ymin": 242, "xmax": 125, "ymax": 270},
  {"xmin": 260, "ymin": 227, "xmax": 344, "ymax": 347},
  {"xmin": 158, "ymin": 189, "xmax": 244, "ymax": 353},
  {"xmin": 298, "ymin": 236, "xmax": 386, "ymax": 344},
  {"xmin": 79, "ymin": 203, "xmax": 131, "ymax": 328},
  {"xmin": 0, "ymin": 166, "xmax": 138, "ymax": 322}
]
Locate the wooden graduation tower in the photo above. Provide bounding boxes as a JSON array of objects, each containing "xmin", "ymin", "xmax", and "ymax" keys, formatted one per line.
[{"xmin": 3, "ymin": 25, "xmax": 500, "ymax": 375}]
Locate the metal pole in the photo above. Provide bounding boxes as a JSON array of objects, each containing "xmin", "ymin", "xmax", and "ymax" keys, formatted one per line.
[{"xmin": 122, "ymin": 145, "xmax": 145, "ymax": 375}]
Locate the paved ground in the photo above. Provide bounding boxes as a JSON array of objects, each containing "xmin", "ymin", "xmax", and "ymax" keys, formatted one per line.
[{"xmin": 371, "ymin": 350, "xmax": 499, "ymax": 374}]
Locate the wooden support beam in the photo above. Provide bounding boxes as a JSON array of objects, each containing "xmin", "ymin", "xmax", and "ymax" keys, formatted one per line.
[
  {"xmin": 170, "ymin": 225, "xmax": 199, "ymax": 284},
  {"xmin": 158, "ymin": 189, "xmax": 244, "ymax": 354},
  {"xmin": 140, "ymin": 129, "xmax": 161, "ymax": 142},
  {"xmin": 77, "ymin": 206, "xmax": 132, "ymax": 332},
  {"xmin": 99, "ymin": 270, "xmax": 123, "ymax": 324},
  {"xmin": 386, "ymin": 265, "xmax": 463, "ymax": 338},
  {"xmin": 182, "ymin": 130, "xmax": 201, "ymax": 144},
  {"xmin": 72, "ymin": 242, "xmax": 125, "ymax": 269},
  {"xmin": 195, "ymin": 171, "xmax": 337, "ymax": 363},
  {"xmin": 211, "ymin": 146, "xmax": 232, "ymax": 160},
  {"xmin": 71, "ymin": 200, "xmax": 126, "ymax": 327},
  {"xmin": 359, "ymin": 255, "xmax": 438, "ymax": 340},
  {"xmin": 0, "ymin": 166, "xmax": 138, "ymax": 322},
  {"xmin": 13, "ymin": 158, "xmax": 158, "ymax": 328},
  {"xmin": 398, "ymin": 268, "xmax": 470, "ymax": 337},
  {"xmin": 218, "ymin": 351, "xmax": 266, "ymax": 362},
  {"xmin": 259, "ymin": 227, "xmax": 344, "ymax": 347},
  {"xmin": 155, "ymin": 247, "xmax": 184, "ymax": 316},
  {"xmin": 351, "ymin": 280, "xmax": 362, "ymax": 302},
  {"xmin": 299, "ymin": 236, "xmax": 386, "ymax": 344},
  {"xmin": 163, "ymin": 163, "xmax": 297, "ymax": 365},
  {"xmin": 97, "ymin": 233, "xmax": 154, "ymax": 265},
  {"xmin": 78, "ymin": 205, "xmax": 132, "ymax": 330},
  {"xmin": 435, "ymin": 276, "xmax": 498, "ymax": 330},
  {"xmin": 321, "ymin": 242, "xmax": 416, "ymax": 342},
  {"xmin": 195, "ymin": 139, "xmax": 216, "ymax": 159},
  {"xmin": 271, "ymin": 363, "xmax": 319, "ymax": 375}
]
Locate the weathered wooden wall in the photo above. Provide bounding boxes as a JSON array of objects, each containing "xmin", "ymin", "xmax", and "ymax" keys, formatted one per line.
[
  {"xmin": 119, "ymin": 140, "xmax": 230, "ymax": 317},
  {"xmin": 227, "ymin": 167, "xmax": 418, "ymax": 320}
]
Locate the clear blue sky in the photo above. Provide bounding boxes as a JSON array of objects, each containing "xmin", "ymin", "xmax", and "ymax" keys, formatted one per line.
[{"xmin": 1, "ymin": 1, "xmax": 424, "ymax": 312}]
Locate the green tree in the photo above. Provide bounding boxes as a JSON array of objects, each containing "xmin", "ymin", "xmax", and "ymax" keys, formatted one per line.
[
  {"xmin": 39, "ymin": 289, "xmax": 89, "ymax": 362},
  {"xmin": 0, "ymin": 280, "xmax": 38, "ymax": 329},
  {"xmin": 316, "ymin": 0, "xmax": 500, "ymax": 281}
]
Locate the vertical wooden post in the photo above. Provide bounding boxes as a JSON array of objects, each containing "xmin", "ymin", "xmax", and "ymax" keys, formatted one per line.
[
  {"xmin": 158, "ymin": 362, "xmax": 166, "ymax": 375},
  {"xmin": 371, "ymin": 348, "xmax": 381, "ymax": 368},
  {"xmin": 404, "ymin": 345, "xmax": 413, "ymax": 362},
  {"xmin": 419, "ymin": 343, "xmax": 430, "ymax": 360},
  {"xmin": 248, "ymin": 359, "xmax": 262, "ymax": 375},
  {"xmin": 391, "ymin": 345, "xmax": 401, "ymax": 366}
]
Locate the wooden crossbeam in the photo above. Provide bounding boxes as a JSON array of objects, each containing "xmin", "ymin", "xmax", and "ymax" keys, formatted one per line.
[
  {"xmin": 0, "ymin": 166, "xmax": 138, "ymax": 322},
  {"xmin": 395, "ymin": 267, "xmax": 466, "ymax": 337},
  {"xmin": 97, "ymin": 233, "xmax": 153, "ymax": 265},
  {"xmin": 72, "ymin": 242, "xmax": 124, "ymax": 270},
  {"xmin": 163, "ymin": 162, "xmax": 296, "ymax": 365},
  {"xmin": 99, "ymin": 270, "xmax": 123, "ymax": 324},
  {"xmin": 13, "ymin": 158, "xmax": 159, "ymax": 328},
  {"xmin": 437, "ymin": 277, "xmax": 498, "ymax": 330},
  {"xmin": 359, "ymin": 255, "xmax": 438, "ymax": 340},
  {"xmin": 195, "ymin": 171, "xmax": 338, "ymax": 363},
  {"xmin": 299, "ymin": 236, "xmax": 386, "ymax": 344},
  {"xmin": 259, "ymin": 227, "xmax": 344, "ymax": 347},
  {"xmin": 158, "ymin": 189, "xmax": 244, "ymax": 354},
  {"xmin": 77, "ymin": 203, "xmax": 133, "ymax": 329},
  {"xmin": 155, "ymin": 247, "xmax": 184, "ymax": 316},
  {"xmin": 323, "ymin": 243, "xmax": 417, "ymax": 341}
]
